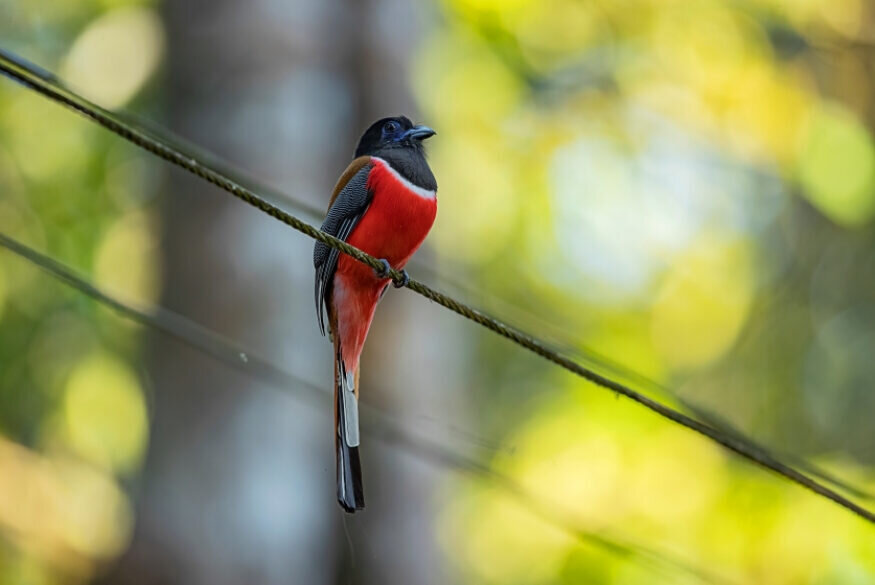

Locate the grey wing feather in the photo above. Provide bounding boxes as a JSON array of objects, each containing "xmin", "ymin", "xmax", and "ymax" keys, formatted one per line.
[{"xmin": 314, "ymin": 164, "xmax": 373, "ymax": 335}]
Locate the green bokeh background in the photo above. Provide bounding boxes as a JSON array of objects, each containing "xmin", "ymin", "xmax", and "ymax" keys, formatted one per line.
[{"xmin": 1, "ymin": 0, "xmax": 874, "ymax": 583}]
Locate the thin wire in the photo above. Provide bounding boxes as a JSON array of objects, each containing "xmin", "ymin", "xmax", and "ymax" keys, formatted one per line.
[
  {"xmin": 9, "ymin": 44, "xmax": 857, "ymax": 504},
  {"xmin": 122, "ymin": 91, "xmax": 875, "ymax": 504},
  {"xmin": 1, "ymin": 51, "xmax": 873, "ymax": 526},
  {"xmin": 0, "ymin": 231, "xmax": 734, "ymax": 585},
  {"xmin": 115, "ymin": 110, "xmax": 875, "ymax": 505}
]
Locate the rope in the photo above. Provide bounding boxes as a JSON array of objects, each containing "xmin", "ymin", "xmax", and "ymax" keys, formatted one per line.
[
  {"xmin": 0, "ymin": 231, "xmax": 732, "ymax": 585},
  {"xmin": 71, "ymin": 70, "xmax": 875, "ymax": 505},
  {"xmin": 1, "ymin": 50, "xmax": 873, "ymax": 526}
]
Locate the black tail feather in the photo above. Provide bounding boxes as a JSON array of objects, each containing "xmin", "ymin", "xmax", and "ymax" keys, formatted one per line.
[
  {"xmin": 335, "ymin": 359, "xmax": 364, "ymax": 512},
  {"xmin": 337, "ymin": 439, "xmax": 364, "ymax": 512}
]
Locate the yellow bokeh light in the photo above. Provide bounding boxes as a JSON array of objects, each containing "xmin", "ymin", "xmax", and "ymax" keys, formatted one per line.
[
  {"xmin": 445, "ymin": 0, "xmax": 535, "ymax": 19},
  {"xmin": 3, "ymin": 93, "xmax": 92, "ymax": 181},
  {"xmin": 723, "ymin": 63, "xmax": 815, "ymax": 164},
  {"xmin": 651, "ymin": 2, "xmax": 765, "ymax": 93},
  {"xmin": 429, "ymin": 133, "xmax": 520, "ymax": 263},
  {"xmin": 440, "ymin": 389, "xmax": 733, "ymax": 583},
  {"xmin": 511, "ymin": 0, "xmax": 603, "ymax": 59},
  {"xmin": 54, "ymin": 458, "xmax": 134, "ymax": 559},
  {"xmin": 500, "ymin": 398, "xmax": 624, "ymax": 522},
  {"xmin": 440, "ymin": 483, "xmax": 573, "ymax": 583},
  {"xmin": 94, "ymin": 209, "xmax": 162, "ymax": 305},
  {"xmin": 0, "ymin": 436, "xmax": 132, "ymax": 572},
  {"xmin": 414, "ymin": 28, "xmax": 523, "ymax": 125},
  {"xmin": 623, "ymin": 426, "xmax": 725, "ymax": 523},
  {"xmin": 63, "ymin": 352, "xmax": 149, "ymax": 474},
  {"xmin": 62, "ymin": 6, "xmax": 165, "ymax": 109},
  {"xmin": 650, "ymin": 236, "xmax": 755, "ymax": 370},
  {"xmin": 438, "ymin": 58, "xmax": 522, "ymax": 122},
  {"xmin": 797, "ymin": 103, "xmax": 875, "ymax": 227}
]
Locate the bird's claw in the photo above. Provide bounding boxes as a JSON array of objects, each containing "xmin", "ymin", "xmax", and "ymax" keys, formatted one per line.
[
  {"xmin": 374, "ymin": 258, "xmax": 409, "ymax": 288},
  {"xmin": 374, "ymin": 258, "xmax": 392, "ymax": 279},
  {"xmin": 392, "ymin": 269, "xmax": 409, "ymax": 288}
]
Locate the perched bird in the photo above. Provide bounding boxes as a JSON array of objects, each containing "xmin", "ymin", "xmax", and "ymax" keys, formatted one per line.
[{"xmin": 314, "ymin": 116, "xmax": 437, "ymax": 512}]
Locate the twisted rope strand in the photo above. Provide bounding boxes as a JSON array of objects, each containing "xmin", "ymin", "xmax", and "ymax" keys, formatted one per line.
[{"xmin": 1, "ymin": 51, "xmax": 872, "ymax": 525}]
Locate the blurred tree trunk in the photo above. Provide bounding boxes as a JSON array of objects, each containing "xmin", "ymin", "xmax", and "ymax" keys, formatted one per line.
[
  {"xmin": 100, "ymin": 0, "xmax": 353, "ymax": 582},
  {"xmin": 96, "ymin": 1, "xmax": 456, "ymax": 585}
]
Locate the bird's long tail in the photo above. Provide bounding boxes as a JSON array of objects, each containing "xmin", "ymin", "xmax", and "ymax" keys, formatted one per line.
[{"xmin": 334, "ymin": 343, "xmax": 364, "ymax": 512}]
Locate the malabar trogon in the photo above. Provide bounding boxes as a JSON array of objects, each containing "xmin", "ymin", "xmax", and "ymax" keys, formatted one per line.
[{"xmin": 314, "ymin": 116, "xmax": 437, "ymax": 512}]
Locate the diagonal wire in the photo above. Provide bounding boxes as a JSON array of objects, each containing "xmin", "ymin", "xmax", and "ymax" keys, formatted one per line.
[
  {"xmin": 1, "ymin": 50, "xmax": 873, "ymax": 526},
  {"xmin": 114, "ymin": 89, "xmax": 875, "ymax": 504},
  {"xmin": 97, "ymin": 103, "xmax": 875, "ymax": 505},
  {"xmin": 0, "ymin": 231, "xmax": 734, "ymax": 585},
  {"xmin": 107, "ymin": 99, "xmax": 875, "ymax": 504},
  {"xmin": 5, "ymin": 46, "xmax": 860, "ymax": 504}
]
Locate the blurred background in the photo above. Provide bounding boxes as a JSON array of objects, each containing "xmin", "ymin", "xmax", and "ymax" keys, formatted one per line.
[{"xmin": 1, "ymin": 0, "xmax": 875, "ymax": 583}]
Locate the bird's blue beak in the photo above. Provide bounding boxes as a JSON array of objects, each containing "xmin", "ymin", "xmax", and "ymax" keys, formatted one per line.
[{"xmin": 403, "ymin": 125, "xmax": 436, "ymax": 141}]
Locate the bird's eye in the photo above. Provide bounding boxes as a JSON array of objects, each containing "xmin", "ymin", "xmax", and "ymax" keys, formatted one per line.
[{"xmin": 384, "ymin": 121, "xmax": 399, "ymax": 134}]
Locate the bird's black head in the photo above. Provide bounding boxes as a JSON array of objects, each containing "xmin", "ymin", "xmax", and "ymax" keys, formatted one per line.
[
  {"xmin": 354, "ymin": 116, "xmax": 436, "ymax": 159},
  {"xmin": 354, "ymin": 116, "xmax": 437, "ymax": 190}
]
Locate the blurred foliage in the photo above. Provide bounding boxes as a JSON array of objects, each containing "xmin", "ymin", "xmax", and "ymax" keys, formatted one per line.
[
  {"xmin": 2, "ymin": 0, "xmax": 875, "ymax": 583},
  {"xmin": 415, "ymin": 0, "xmax": 875, "ymax": 582},
  {"xmin": 0, "ymin": 0, "xmax": 163, "ymax": 581}
]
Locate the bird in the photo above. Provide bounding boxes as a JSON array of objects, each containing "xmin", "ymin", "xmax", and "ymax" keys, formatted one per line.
[{"xmin": 314, "ymin": 115, "xmax": 437, "ymax": 512}]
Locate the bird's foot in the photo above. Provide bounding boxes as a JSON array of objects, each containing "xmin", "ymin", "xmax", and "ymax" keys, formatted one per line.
[
  {"xmin": 374, "ymin": 258, "xmax": 409, "ymax": 288},
  {"xmin": 392, "ymin": 269, "xmax": 409, "ymax": 288},
  {"xmin": 374, "ymin": 258, "xmax": 392, "ymax": 279}
]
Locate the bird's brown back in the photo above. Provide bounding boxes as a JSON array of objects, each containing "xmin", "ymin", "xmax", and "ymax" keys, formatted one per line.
[{"xmin": 328, "ymin": 156, "xmax": 371, "ymax": 210}]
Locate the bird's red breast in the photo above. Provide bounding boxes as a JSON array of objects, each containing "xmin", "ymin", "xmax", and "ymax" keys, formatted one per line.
[{"xmin": 332, "ymin": 156, "xmax": 437, "ymax": 372}]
